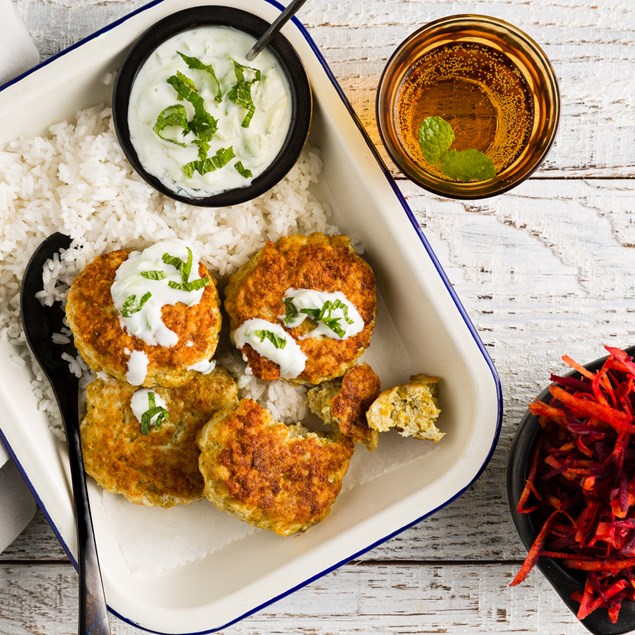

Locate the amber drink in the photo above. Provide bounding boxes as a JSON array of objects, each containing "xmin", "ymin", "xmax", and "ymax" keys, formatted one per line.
[{"xmin": 377, "ymin": 15, "xmax": 560, "ymax": 199}]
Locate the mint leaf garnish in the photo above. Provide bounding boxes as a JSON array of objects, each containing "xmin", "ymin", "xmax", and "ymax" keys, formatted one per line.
[
  {"xmin": 418, "ymin": 116, "xmax": 496, "ymax": 182},
  {"xmin": 153, "ymin": 105, "xmax": 189, "ymax": 147},
  {"xmin": 227, "ymin": 60, "xmax": 261, "ymax": 128},
  {"xmin": 440, "ymin": 148, "xmax": 496, "ymax": 182},
  {"xmin": 183, "ymin": 146, "xmax": 235, "ymax": 178},
  {"xmin": 166, "ymin": 72, "xmax": 218, "ymax": 143},
  {"xmin": 162, "ymin": 249, "xmax": 192, "ymax": 281},
  {"xmin": 255, "ymin": 329, "xmax": 287, "ymax": 349},
  {"xmin": 162, "ymin": 247, "xmax": 208, "ymax": 292},
  {"xmin": 283, "ymin": 297, "xmax": 298, "ymax": 324},
  {"xmin": 177, "ymin": 52, "xmax": 222, "ymax": 103},
  {"xmin": 140, "ymin": 270, "xmax": 166, "ymax": 281},
  {"xmin": 234, "ymin": 161, "xmax": 252, "ymax": 178},
  {"xmin": 121, "ymin": 292, "xmax": 151, "ymax": 317},
  {"xmin": 140, "ymin": 391, "xmax": 169, "ymax": 435},
  {"xmin": 168, "ymin": 277, "xmax": 210, "ymax": 292},
  {"xmin": 418, "ymin": 116, "xmax": 454, "ymax": 164}
]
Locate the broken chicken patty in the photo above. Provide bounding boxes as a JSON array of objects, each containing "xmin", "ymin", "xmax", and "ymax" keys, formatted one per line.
[{"xmin": 308, "ymin": 363, "xmax": 381, "ymax": 451}]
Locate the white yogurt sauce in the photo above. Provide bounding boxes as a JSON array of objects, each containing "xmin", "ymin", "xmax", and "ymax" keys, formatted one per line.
[
  {"xmin": 187, "ymin": 358, "xmax": 216, "ymax": 374},
  {"xmin": 281, "ymin": 288, "xmax": 364, "ymax": 340},
  {"xmin": 128, "ymin": 26, "xmax": 292, "ymax": 198},
  {"xmin": 130, "ymin": 388, "xmax": 168, "ymax": 425},
  {"xmin": 126, "ymin": 350, "xmax": 149, "ymax": 386},
  {"xmin": 232, "ymin": 318, "xmax": 307, "ymax": 379},
  {"xmin": 111, "ymin": 239, "xmax": 208, "ymax": 347}
]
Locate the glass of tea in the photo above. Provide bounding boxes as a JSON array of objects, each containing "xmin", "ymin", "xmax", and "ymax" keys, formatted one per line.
[{"xmin": 376, "ymin": 14, "xmax": 560, "ymax": 199}]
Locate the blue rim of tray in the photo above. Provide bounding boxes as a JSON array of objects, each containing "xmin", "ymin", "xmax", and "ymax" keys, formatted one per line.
[{"xmin": 0, "ymin": 1, "xmax": 503, "ymax": 632}]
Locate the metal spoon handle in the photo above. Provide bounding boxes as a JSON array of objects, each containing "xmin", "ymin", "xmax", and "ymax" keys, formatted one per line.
[
  {"xmin": 58, "ymin": 390, "xmax": 110, "ymax": 635},
  {"xmin": 246, "ymin": 0, "xmax": 309, "ymax": 61}
]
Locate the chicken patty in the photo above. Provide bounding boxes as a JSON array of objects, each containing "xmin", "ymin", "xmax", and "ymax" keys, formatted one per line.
[
  {"xmin": 224, "ymin": 233, "xmax": 376, "ymax": 385},
  {"xmin": 197, "ymin": 399, "xmax": 355, "ymax": 535},
  {"xmin": 308, "ymin": 363, "xmax": 381, "ymax": 451},
  {"xmin": 66, "ymin": 247, "xmax": 221, "ymax": 387},
  {"xmin": 366, "ymin": 374, "xmax": 444, "ymax": 441},
  {"xmin": 81, "ymin": 368, "xmax": 238, "ymax": 507}
]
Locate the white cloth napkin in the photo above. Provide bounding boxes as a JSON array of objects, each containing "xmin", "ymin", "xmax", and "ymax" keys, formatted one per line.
[
  {"xmin": 0, "ymin": 0, "xmax": 40, "ymax": 553},
  {"xmin": 0, "ymin": 0, "xmax": 39, "ymax": 85}
]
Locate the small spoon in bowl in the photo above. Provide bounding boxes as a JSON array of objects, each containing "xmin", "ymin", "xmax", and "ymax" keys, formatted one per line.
[
  {"xmin": 21, "ymin": 232, "xmax": 111, "ymax": 635},
  {"xmin": 246, "ymin": 0, "xmax": 309, "ymax": 61}
]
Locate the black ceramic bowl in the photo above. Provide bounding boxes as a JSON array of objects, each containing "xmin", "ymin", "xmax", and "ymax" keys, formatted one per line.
[
  {"xmin": 508, "ymin": 345, "xmax": 635, "ymax": 635},
  {"xmin": 112, "ymin": 6, "xmax": 312, "ymax": 207}
]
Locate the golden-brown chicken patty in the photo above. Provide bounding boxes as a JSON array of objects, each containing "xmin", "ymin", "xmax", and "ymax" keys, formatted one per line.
[
  {"xmin": 224, "ymin": 233, "xmax": 376, "ymax": 384},
  {"xmin": 66, "ymin": 247, "xmax": 221, "ymax": 387},
  {"xmin": 308, "ymin": 363, "xmax": 381, "ymax": 451},
  {"xmin": 197, "ymin": 399, "xmax": 355, "ymax": 535},
  {"xmin": 366, "ymin": 374, "xmax": 444, "ymax": 441},
  {"xmin": 81, "ymin": 368, "xmax": 238, "ymax": 507}
]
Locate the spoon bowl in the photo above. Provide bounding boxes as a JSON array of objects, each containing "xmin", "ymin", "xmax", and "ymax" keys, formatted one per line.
[{"xmin": 20, "ymin": 232, "xmax": 110, "ymax": 635}]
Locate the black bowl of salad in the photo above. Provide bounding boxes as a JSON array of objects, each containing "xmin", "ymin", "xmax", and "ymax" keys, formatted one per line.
[
  {"xmin": 113, "ymin": 6, "xmax": 312, "ymax": 207},
  {"xmin": 508, "ymin": 345, "xmax": 635, "ymax": 635}
]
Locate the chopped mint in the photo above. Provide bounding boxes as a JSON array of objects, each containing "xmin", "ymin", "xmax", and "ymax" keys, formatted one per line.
[
  {"xmin": 290, "ymin": 298, "xmax": 354, "ymax": 337},
  {"xmin": 177, "ymin": 52, "xmax": 223, "ymax": 103},
  {"xmin": 255, "ymin": 329, "xmax": 287, "ymax": 349},
  {"xmin": 183, "ymin": 146, "xmax": 235, "ymax": 178},
  {"xmin": 121, "ymin": 292, "xmax": 151, "ymax": 317},
  {"xmin": 283, "ymin": 297, "xmax": 298, "ymax": 324},
  {"xmin": 168, "ymin": 277, "xmax": 210, "ymax": 292},
  {"xmin": 162, "ymin": 247, "xmax": 193, "ymax": 282},
  {"xmin": 140, "ymin": 391, "xmax": 169, "ymax": 435},
  {"xmin": 418, "ymin": 116, "xmax": 496, "ymax": 182},
  {"xmin": 234, "ymin": 161, "xmax": 252, "ymax": 178},
  {"xmin": 152, "ymin": 104, "xmax": 189, "ymax": 147},
  {"xmin": 140, "ymin": 270, "xmax": 166, "ymax": 281},
  {"xmin": 166, "ymin": 71, "xmax": 218, "ymax": 142},
  {"xmin": 162, "ymin": 247, "xmax": 209, "ymax": 291},
  {"xmin": 227, "ymin": 60, "xmax": 261, "ymax": 127}
]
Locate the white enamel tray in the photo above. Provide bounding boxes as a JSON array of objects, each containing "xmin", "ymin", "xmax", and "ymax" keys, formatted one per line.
[{"xmin": 0, "ymin": 1, "xmax": 502, "ymax": 632}]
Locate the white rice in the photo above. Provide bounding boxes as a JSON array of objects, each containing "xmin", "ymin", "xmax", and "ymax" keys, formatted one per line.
[{"xmin": 0, "ymin": 104, "xmax": 335, "ymax": 429}]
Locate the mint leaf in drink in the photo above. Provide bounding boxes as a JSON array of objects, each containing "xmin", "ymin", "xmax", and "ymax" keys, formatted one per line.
[
  {"xmin": 418, "ymin": 116, "xmax": 455, "ymax": 164},
  {"xmin": 440, "ymin": 148, "xmax": 496, "ymax": 182},
  {"xmin": 418, "ymin": 115, "xmax": 496, "ymax": 182}
]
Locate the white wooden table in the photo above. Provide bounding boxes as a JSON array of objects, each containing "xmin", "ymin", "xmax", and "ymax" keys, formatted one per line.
[{"xmin": 1, "ymin": 0, "xmax": 634, "ymax": 633}]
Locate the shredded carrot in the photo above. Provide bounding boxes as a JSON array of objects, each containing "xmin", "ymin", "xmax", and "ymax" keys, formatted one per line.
[{"xmin": 513, "ymin": 347, "xmax": 635, "ymax": 623}]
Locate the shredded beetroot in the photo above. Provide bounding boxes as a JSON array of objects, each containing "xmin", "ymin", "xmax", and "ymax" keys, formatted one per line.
[{"xmin": 513, "ymin": 347, "xmax": 635, "ymax": 623}]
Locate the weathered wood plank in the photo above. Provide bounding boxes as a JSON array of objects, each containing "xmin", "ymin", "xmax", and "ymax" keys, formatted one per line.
[
  {"xmin": 13, "ymin": 0, "xmax": 635, "ymax": 178},
  {"xmin": 0, "ymin": 561, "xmax": 586, "ymax": 634}
]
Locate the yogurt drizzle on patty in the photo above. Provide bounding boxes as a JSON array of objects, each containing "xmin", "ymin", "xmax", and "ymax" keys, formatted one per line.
[
  {"xmin": 232, "ymin": 289, "xmax": 364, "ymax": 378},
  {"xmin": 232, "ymin": 318, "xmax": 307, "ymax": 379},
  {"xmin": 111, "ymin": 239, "xmax": 208, "ymax": 348},
  {"xmin": 281, "ymin": 288, "xmax": 364, "ymax": 339}
]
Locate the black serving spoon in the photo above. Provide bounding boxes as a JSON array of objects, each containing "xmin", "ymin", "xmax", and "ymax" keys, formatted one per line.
[
  {"xmin": 245, "ymin": 0, "xmax": 309, "ymax": 61},
  {"xmin": 21, "ymin": 232, "xmax": 110, "ymax": 635}
]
